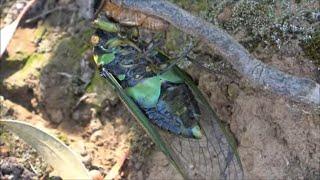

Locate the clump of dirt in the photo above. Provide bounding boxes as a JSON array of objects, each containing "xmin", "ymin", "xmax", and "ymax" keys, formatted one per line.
[
  {"xmin": 0, "ymin": 157, "xmax": 36, "ymax": 179},
  {"xmin": 0, "ymin": 123, "xmax": 49, "ymax": 179}
]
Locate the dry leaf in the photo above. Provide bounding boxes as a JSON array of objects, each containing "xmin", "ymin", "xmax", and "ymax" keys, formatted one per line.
[{"xmin": 0, "ymin": 119, "xmax": 90, "ymax": 179}]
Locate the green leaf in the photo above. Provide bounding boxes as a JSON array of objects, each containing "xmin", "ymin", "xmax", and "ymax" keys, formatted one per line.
[
  {"xmin": 125, "ymin": 76, "xmax": 162, "ymax": 108},
  {"xmin": 0, "ymin": 119, "xmax": 90, "ymax": 179},
  {"xmin": 98, "ymin": 52, "xmax": 115, "ymax": 65}
]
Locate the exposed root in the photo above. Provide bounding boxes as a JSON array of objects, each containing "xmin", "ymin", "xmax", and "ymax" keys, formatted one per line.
[{"xmin": 110, "ymin": 0, "xmax": 320, "ymax": 107}]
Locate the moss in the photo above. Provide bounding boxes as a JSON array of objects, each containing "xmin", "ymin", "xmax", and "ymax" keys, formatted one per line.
[
  {"xmin": 56, "ymin": 132, "xmax": 69, "ymax": 145},
  {"xmin": 86, "ymin": 70, "xmax": 117, "ymax": 107},
  {"xmin": 34, "ymin": 25, "xmax": 47, "ymax": 43},
  {"xmin": 5, "ymin": 52, "xmax": 31, "ymax": 62},
  {"xmin": 4, "ymin": 53, "xmax": 49, "ymax": 89},
  {"xmin": 294, "ymin": 0, "xmax": 302, "ymax": 3},
  {"xmin": 0, "ymin": 129, "xmax": 15, "ymax": 151},
  {"xmin": 302, "ymin": 30, "xmax": 320, "ymax": 67},
  {"xmin": 0, "ymin": 128, "xmax": 10, "ymax": 142},
  {"xmin": 48, "ymin": 27, "xmax": 94, "ymax": 74},
  {"xmin": 164, "ymin": 26, "xmax": 187, "ymax": 52},
  {"xmin": 171, "ymin": 0, "xmax": 208, "ymax": 12}
]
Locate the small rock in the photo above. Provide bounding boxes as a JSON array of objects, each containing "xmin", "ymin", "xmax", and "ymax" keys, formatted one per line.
[
  {"xmin": 95, "ymin": 141, "xmax": 104, "ymax": 146},
  {"xmin": 88, "ymin": 118, "xmax": 102, "ymax": 134},
  {"xmin": 227, "ymin": 83, "xmax": 240, "ymax": 100},
  {"xmin": 15, "ymin": 2, "xmax": 24, "ymax": 9},
  {"xmin": 82, "ymin": 155, "xmax": 92, "ymax": 166},
  {"xmin": 89, "ymin": 169, "xmax": 103, "ymax": 180},
  {"xmin": 90, "ymin": 130, "xmax": 103, "ymax": 143},
  {"xmin": 134, "ymin": 162, "xmax": 142, "ymax": 170},
  {"xmin": 30, "ymin": 98, "xmax": 38, "ymax": 108},
  {"xmin": 217, "ymin": 6, "xmax": 233, "ymax": 23},
  {"xmin": 49, "ymin": 176, "xmax": 63, "ymax": 180},
  {"xmin": 137, "ymin": 171, "xmax": 143, "ymax": 180},
  {"xmin": 49, "ymin": 109, "xmax": 64, "ymax": 124},
  {"xmin": 0, "ymin": 145, "xmax": 10, "ymax": 157},
  {"xmin": 80, "ymin": 146, "xmax": 88, "ymax": 157}
]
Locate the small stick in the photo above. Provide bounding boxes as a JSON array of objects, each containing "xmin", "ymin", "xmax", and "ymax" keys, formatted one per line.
[{"xmin": 25, "ymin": 6, "xmax": 76, "ymax": 23}]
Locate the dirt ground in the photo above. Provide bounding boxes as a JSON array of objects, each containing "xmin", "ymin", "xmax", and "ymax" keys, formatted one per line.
[{"xmin": 1, "ymin": 0, "xmax": 319, "ymax": 179}]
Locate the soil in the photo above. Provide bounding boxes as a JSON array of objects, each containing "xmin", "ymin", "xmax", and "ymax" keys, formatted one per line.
[{"xmin": 1, "ymin": 0, "xmax": 319, "ymax": 179}]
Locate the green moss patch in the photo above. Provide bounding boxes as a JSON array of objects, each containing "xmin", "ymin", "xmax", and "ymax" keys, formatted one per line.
[{"xmin": 4, "ymin": 53, "xmax": 49, "ymax": 89}]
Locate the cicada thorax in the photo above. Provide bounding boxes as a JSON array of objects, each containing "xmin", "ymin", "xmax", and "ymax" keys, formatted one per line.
[{"xmin": 103, "ymin": 1, "xmax": 169, "ymax": 31}]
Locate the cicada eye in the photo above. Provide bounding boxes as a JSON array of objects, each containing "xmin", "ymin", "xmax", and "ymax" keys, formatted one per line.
[{"xmin": 91, "ymin": 35, "xmax": 100, "ymax": 46}]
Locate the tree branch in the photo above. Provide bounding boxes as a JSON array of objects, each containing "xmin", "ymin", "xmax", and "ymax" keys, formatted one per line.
[{"xmin": 111, "ymin": 0, "xmax": 320, "ymax": 106}]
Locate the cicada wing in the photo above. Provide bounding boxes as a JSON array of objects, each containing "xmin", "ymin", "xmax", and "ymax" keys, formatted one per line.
[
  {"xmin": 157, "ymin": 66, "xmax": 244, "ymax": 180},
  {"xmin": 102, "ymin": 69, "xmax": 243, "ymax": 179}
]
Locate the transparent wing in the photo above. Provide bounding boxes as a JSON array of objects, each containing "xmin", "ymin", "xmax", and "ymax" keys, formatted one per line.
[
  {"xmin": 156, "ymin": 66, "xmax": 243, "ymax": 180},
  {"xmin": 159, "ymin": 100, "xmax": 243, "ymax": 179}
]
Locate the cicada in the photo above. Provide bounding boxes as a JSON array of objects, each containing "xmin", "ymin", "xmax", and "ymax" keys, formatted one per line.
[{"xmin": 91, "ymin": 15, "xmax": 243, "ymax": 179}]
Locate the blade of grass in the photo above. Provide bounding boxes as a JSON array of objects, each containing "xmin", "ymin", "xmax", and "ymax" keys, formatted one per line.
[
  {"xmin": 0, "ymin": 119, "xmax": 90, "ymax": 179},
  {"xmin": 0, "ymin": 0, "xmax": 38, "ymax": 57}
]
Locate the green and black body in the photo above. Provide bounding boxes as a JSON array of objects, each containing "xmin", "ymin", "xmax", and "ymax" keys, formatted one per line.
[{"xmin": 92, "ymin": 17, "xmax": 243, "ymax": 179}]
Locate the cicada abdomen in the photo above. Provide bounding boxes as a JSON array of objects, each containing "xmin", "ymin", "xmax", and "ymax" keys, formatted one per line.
[
  {"xmin": 92, "ymin": 17, "xmax": 243, "ymax": 179},
  {"xmin": 103, "ymin": 1, "xmax": 169, "ymax": 31}
]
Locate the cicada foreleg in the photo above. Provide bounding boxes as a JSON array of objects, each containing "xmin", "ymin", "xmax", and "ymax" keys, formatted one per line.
[{"xmin": 156, "ymin": 40, "xmax": 198, "ymax": 75}]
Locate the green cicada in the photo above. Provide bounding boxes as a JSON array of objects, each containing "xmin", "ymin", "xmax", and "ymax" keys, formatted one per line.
[{"xmin": 91, "ymin": 15, "xmax": 243, "ymax": 179}]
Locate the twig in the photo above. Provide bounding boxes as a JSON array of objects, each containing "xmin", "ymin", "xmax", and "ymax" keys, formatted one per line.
[
  {"xmin": 94, "ymin": 0, "xmax": 106, "ymax": 19},
  {"xmin": 25, "ymin": 6, "xmax": 76, "ymax": 24},
  {"xmin": 105, "ymin": 149, "xmax": 129, "ymax": 179},
  {"xmin": 16, "ymin": 0, "xmax": 38, "ymax": 22},
  {"xmin": 111, "ymin": 0, "xmax": 320, "ymax": 106}
]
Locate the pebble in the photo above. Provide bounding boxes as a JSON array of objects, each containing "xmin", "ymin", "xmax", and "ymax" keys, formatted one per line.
[
  {"xmin": 49, "ymin": 176, "xmax": 63, "ymax": 180},
  {"xmin": 0, "ymin": 145, "xmax": 10, "ymax": 157},
  {"xmin": 88, "ymin": 118, "xmax": 102, "ymax": 134},
  {"xmin": 137, "ymin": 170, "xmax": 143, "ymax": 180},
  {"xmin": 15, "ymin": 2, "xmax": 24, "ymax": 9},
  {"xmin": 95, "ymin": 141, "xmax": 104, "ymax": 146},
  {"xmin": 227, "ymin": 83, "xmax": 240, "ymax": 100},
  {"xmin": 90, "ymin": 130, "xmax": 103, "ymax": 143},
  {"xmin": 80, "ymin": 146, "xmax": 88, "ymax": 157},
  {"xmin": 89, "ymin": 170, "xmax": 104, "ymax": 180},
  {"xmin": 82, "ymin": 155, "xmax": 92, "ymax": 166},
  {"xmin": 134, "ymin": 162, "xmax": 142, "ymax": 170}
]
